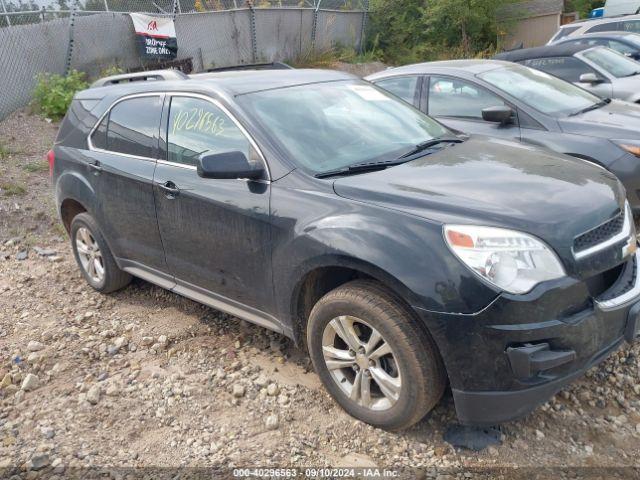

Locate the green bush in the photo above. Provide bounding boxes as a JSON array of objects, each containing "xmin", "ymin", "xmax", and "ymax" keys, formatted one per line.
[
  {"xmin": 367, "ymin": 0, "xmax": 516, "ymax": 65},
  {"xmin": 32, "ymin": 70, "xmax": 88, "ymax": 119}
]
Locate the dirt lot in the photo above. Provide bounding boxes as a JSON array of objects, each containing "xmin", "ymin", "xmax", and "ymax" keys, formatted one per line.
[{"xmin": 1, "ymin": 110, "xmax": 640, "ymax": 478}]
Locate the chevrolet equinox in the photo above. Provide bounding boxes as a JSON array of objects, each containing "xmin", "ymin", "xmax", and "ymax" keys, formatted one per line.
[{"xmin": 49, "ymin": 68, "xmax": 640, "ymax": 430}]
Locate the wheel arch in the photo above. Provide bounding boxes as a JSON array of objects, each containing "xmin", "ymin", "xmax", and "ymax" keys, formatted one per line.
[
  {"xmin": 56, "ymin": 170, "xmax": 98, "ymax": 234},
  {"xmin": 289, "ymin": 255, "xmax": 429, "ymax": 348}
]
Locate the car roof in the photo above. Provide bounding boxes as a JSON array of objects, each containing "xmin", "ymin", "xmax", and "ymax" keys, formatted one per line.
[
  {"xmin": 557, "ymin": 31, "xmax": 640, "ymax": 41},
  {"xmin": 493, "ymin": 43, "xmax": 602, "ymax": 62},
  {"xmin": 77, "ymin": 69, "xmax": 356, "ymax": 100},
  {"xmin": 366, "ymin": 59, "xmax": 511, "ymax": 80},
  {"xmin": 559, "ymin": 13, "xmax": 640, "ymax": 27}
]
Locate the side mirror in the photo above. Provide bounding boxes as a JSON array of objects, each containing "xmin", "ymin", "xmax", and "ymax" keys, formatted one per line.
[
  {"xmin": 482, "ymin": 106, "xmax": 514, "ymax": 125},
  {"xmin": 197, "ymin": 151, "xmax": 264, "ymax": 180},
  {"xmin": 579, "ymin": 73, "xmax": 604, "ymax": 84}
]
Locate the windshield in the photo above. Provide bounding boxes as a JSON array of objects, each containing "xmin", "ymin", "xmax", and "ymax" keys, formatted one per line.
[
  {"xmin": 551, "ymin": 25, "xmax": 581, "ymax": 42},
  {"xmin": 478, "ymin": 64, "xmax": 601, "ymax": 116},
  {"xmin": 627, "ymin": 34, "xmax": 640, "ymax": 48},
  {"xmin": 238, "ymin": 81, "xmax": 450, "ymax": 174},
  {"xmin": 582, "ymin": 47, "xmax": 640, "ymax": 76}
]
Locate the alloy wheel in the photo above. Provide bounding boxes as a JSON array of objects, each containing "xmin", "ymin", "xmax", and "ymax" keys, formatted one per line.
[
  {"xmin": 75, "ymin": 226, "xmax": 105, "ymax": 284},
  {"xmin": 321, "ymin": 315, "xmax": 402, "ymax": 411}
]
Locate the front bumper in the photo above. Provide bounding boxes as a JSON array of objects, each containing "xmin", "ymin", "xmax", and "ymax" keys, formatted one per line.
[{"xmin": 415, "ymin": 249, "xmax": 640, "ymax": 426}]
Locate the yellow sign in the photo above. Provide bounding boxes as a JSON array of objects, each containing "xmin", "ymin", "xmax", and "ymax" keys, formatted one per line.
[{"xmin": 171, "ymin": 108, "xmax": 226, "ymax": 137}]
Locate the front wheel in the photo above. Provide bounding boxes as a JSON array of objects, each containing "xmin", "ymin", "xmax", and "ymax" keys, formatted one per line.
[{"xmin": 307, "ymin": 280, "xmax": 446, "ymax": 430}]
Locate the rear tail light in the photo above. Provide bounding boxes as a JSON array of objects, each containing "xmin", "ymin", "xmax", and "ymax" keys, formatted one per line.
[{"xmin": 47, "ymin": 150, "xmax": 55, "ymax": 177}]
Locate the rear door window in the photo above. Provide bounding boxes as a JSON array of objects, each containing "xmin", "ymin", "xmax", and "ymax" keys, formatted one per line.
[
  {"xmin": 428, "ymin": 76, "xmax": 506, "ymax": 120},
  {"xmin": 521, "ymin": 56, "xmax": 599, "ymax": 82},
  {"xmin": 166, "ymin": 96, "xmax": 251, "ymax": 167},
  {"xmin": 374, "ymin": 76, "xmax": 419, "ymax": 106},
  {"xmin": 92, "ymin": 96, "xmax": 162, "ymax": 158}
]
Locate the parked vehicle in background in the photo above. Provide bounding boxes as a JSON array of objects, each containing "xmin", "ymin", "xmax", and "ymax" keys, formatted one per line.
[
  {"xmin": 547, "ymin": 13, "xmax": 640, "ymax": 43},
  {"xmin": 51, "ymin": 68, "xmax": 640, "ymax": 430},
  {"xmin": 367, "ymin": 60, "xmax": 640, "ymax": 212},
  {"xmin": 494, "ymin": 44, "xmax": 640, "ymax": 102},
  {"xmin": 591, "ymin": 7, "xmax": 605, "ymax": 17},
  {"xmin": 551, "ymin": 32, "xmax": 640, "ymax": 60},
  {"xmin": 604, "ymin": 0, "xmax": 640, "ymax": 16}
]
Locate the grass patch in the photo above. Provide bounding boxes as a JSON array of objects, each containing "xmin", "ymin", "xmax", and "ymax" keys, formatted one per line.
[
  {"xmin": 22, "ymin": 162, "xmax": 49, "ymax": 173},
  {"xmin": 289, "ymin": 48, "xmax": 342, "ymax": 68},
  {"xmin": 0, "ymin": 142, "xmax": 11, "ymax": 160},
  {"xmin": 289, "ymin": 43, "xmax": 383, "ymax": 69},
  {"xmin": 0, "ymin": 182, "xmax": 27, "ymax": 197}
]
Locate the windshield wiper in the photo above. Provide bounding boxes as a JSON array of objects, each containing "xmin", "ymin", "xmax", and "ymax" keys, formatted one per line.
[
  {"xmin": 315, "ymin": 136, "xmax": 464, "ymax": 179},
  {"xmin": 315, "ymin": 159, "xmax": 410, "ymax": 179},
  {"xmin": 623, "ymin": 70, "xmax": 640, "ymax": 77},
  {"xmin": 398, "ymin": 136, "xmax": 464, "ymax": 159},
  {"xmin": 569, "ymin": 98, "xmax": 611, "ymax": 117}
]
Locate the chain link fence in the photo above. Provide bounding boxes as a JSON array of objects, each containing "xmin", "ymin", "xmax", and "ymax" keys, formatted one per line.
[{"xmin": 0, "ymin": 0, "xmax": 367, "ymax": 121}]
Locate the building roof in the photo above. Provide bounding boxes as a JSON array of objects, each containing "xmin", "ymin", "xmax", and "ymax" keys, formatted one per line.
[{"xmin": 500, "ymin": 0, "xmax": 564, "ymax": 20}]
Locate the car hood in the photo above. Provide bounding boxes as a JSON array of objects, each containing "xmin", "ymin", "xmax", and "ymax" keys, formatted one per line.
[
  {"xmin": 558, "ymin": 99, "xmax": 640, "ymax": 139},
  {"xmin": 333, "ymin": 136, "xmax": 624, "ymax": 252}
]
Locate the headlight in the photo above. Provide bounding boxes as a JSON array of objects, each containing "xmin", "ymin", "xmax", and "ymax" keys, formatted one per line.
[
  {"xmin": 443, "ymin": 225, "xmax": 565, "ymax": 294},
  {"xmin": 613, "ymin": 140, "xmax": 640, "ymax": 158}
]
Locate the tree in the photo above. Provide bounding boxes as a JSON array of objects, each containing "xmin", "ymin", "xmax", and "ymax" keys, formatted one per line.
[
  {"xmin": 422, "ymin": 0, "xmax": 512, "ymax": 57},
  {"xmin": 367, "ymin": 0, "xmax": 513, "ymax": 64},
  {"xmin": 367, "ymin": 0, "xmax": 429, "ymax": 64}
]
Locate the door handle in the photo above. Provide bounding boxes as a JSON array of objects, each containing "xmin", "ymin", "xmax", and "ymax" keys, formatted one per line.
[
  {"xmin": 88, "ymin": 160, "xmax": 102, "ymax": 173},
  {"xmin": 158, "ymin": 181, "xmax": 180, "ymax": 198}
]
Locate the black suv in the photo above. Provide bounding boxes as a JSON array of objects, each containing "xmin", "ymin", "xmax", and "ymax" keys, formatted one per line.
[{"xmin": 50, "ymin": 68, "xmax": 640, "ymax": 430}]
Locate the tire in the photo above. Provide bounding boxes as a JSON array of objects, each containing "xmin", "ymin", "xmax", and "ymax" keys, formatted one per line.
[
  {"xmin": 307, "ymin": 280, "xmax": 446, "ymax": 430},
  {"xmin": 70, "ymin": 212, "xmax": 131, "ymax": 293}
]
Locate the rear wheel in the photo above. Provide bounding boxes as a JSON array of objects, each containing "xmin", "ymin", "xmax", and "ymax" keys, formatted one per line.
[
  {"xmin": 307, "ymin": 280, "xmax": 446, "ymax": 430},
  {"xmin": 70, "ymin": 213, "xmax": 131, "ymax": 293}
]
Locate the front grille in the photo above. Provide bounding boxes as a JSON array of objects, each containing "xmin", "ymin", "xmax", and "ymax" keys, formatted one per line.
[{"xmin": 574, "ymin": 211, "xmax": 624, "ymax": 254}]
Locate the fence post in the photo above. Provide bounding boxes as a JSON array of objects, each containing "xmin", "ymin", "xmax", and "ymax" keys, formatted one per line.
[
  {"xmin": 64, "ymin": 6, "xmax": 78, "ymax": 75},
  {"xmin": 247, "ymin": 0, "xmax": 258, "ymax": 63},
  {"xmin": 311, "ymin": 0, "xmax": 322, "ymax": 52},
  {"xmin": 359, "ymin": 0, "xmax": 368, "ymax": 53},
  {"xmin": 172, "ymin": 0, "xmax": 180, "ymax": 19},
  {"xmin": 0, "ymin": 0, "xmax": 11, "ymax": 27}
]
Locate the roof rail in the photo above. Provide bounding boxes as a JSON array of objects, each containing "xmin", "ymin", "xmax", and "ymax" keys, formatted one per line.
[
  {"xmin": 90, "ymin": 69, "xmax": 189, "ymax": 88},
  {"xmin": 205, "ymin": 62, "xmax": 294, "ymax": 73}
]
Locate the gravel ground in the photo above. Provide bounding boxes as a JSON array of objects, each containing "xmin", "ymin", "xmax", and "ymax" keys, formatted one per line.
[{"xmin": 1, "ymin": 110, "xmax": 640, "ymax": 479}]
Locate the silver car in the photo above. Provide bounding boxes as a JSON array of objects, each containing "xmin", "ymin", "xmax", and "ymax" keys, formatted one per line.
[
  {"xmin": 548, "ymin": 13, "xmax": 640, "ymax": 43},
  {"xmin": 494, "ymin": 43, "xmax": 640, "ymax": 103}
]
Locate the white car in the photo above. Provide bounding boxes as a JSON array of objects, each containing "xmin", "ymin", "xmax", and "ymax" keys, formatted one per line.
[
  {"xmin": 604, "ymin": 0, "xmax": 640, "ymax": 16},
  {"xmin": 548, "ymin": 13, "xmax": 640, "ymax": 44}
]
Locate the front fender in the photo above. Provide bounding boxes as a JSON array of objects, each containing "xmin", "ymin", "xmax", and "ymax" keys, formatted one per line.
[{"xmin": 270, "ymin": 182, "xmax": 498, "ymax": 329}]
